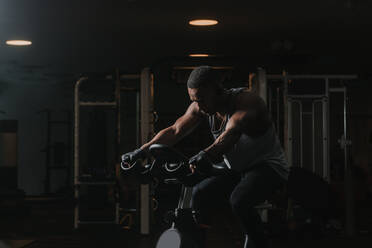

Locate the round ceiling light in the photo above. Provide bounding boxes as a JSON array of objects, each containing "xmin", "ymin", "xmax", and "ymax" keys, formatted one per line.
[
  {"xmin": 189, "ymin": 19, "xmax": 218, "ymax": 26},
  {"xmin": 189, "ymin": 54, "xmax": 210, "ymax": 57},
  {"xmin": 6, "ymin": 40, "xmax": 32, "ymax": 46}
]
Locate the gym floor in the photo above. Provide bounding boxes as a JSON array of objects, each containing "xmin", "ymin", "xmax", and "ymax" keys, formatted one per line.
[{"xmin": 1, "ymin": 195, "xmax": 371, "ymax": 248}]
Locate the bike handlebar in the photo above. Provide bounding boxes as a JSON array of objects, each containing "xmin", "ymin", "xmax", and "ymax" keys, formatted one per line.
[{"xmin": 121, "ymin": 144, "xmax": 231, "ymax": 185}]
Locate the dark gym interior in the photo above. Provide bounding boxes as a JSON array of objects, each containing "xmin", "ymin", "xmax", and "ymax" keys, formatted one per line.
[{"xmin": 1, "ymin": 0, "xmax": 372, "ymax": 247}]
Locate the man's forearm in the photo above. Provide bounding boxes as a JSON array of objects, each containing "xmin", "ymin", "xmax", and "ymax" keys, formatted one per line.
[
  {"xmin": 204, "ymin": 128, "xmax": 241, "ymax": 162},
  {"xmin": 140, "ymin": 126, "xmax": 179, "ymax": 152}
]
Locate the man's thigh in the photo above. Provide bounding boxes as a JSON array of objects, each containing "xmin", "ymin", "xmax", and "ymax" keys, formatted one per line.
[
  {"xmin": 231, "ymin": 164, "xmax": 284, "ymax": 208},
  {"xmin": 192, "ymin": 172, "xmax": 240, "ymax": 207}
]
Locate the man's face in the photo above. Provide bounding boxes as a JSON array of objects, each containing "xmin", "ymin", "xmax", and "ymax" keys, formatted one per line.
[{"xmin": 188, "ymin": 85, "xmax": 219, "ymax": 115}]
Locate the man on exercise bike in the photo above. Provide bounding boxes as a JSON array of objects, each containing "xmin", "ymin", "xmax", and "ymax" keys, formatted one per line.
[{"xmin": 122, "ymin": 66, "xmax": 289, "ymax": 248}]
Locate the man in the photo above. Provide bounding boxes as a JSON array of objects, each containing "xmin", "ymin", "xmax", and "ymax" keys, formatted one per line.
[{"xmin": 122, "ymin": 66, "xmax": 289, "ymax": 248}]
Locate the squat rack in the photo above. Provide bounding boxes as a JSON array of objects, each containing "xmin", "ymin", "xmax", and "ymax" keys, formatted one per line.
[
  {"xmin": 73, "ymin": 71, "xmax": 141, "ymax": 229},
  {"xmin": 258, "ymin": 70, "xmax": 357, "ymax": 236}
]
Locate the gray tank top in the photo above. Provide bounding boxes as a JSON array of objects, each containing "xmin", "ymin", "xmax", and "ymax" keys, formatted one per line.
[{"xmin": 208, "ymin": 87, "xmax": 289, "ymax": 180}]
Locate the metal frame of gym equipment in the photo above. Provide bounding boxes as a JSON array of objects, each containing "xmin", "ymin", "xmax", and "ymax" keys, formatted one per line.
[
  {"xmin": 139, "ymin": 68, "xmax": 156, "ymax": 234},
  {"xmin": 266, "ymin": 73, "xmax": 356, "ymax": 181},
  {"xmin": 73, "ymin": 70, "xmax": 141, "ymax": 229},
  {"xmin": 257, "ymin": 69, "xmax": 357, "ymax": 236}
]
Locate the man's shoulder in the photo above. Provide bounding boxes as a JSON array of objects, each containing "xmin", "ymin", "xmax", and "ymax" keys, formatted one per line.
[
  {"xmin": 229, "ymin": 88, "xmax": 271, "ymax": 134},
  {"xmin": 188, "ymin": 102, "xmax": 208, "ymax": 117},
  {"xmin": 233, "ymin": 89, "xmax": 264, "ymax": 109}
]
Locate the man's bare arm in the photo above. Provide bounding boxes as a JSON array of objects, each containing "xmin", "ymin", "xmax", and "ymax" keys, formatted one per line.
[
  {"xmin": 140, "ymin": 102, "xmax": 203, "ymax": 152},
  {"xmin": 203, "ymin": 110, "xmax": 250, "ymax": 161},
  {"xmin": 204, "ymin": 93, "xmax": 269, "ymax": 161}
]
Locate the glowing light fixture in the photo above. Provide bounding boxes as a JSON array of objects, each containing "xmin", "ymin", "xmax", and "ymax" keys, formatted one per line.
[
  {"xmin": 189, "ymin": 54, "xmax": 210, "ymax": 57},
  {"xmin": 6, "ymin": 40, "xmax": 32, "ymax": 46},
  {"xmin": 189, "ymin": 19, "xmax": 218, "ymax": 26}
]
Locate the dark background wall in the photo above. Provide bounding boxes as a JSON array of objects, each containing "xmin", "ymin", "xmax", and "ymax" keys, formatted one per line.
[{"xmin": 0, "ymin": 72, "xmax": 73, "ymax": 195}]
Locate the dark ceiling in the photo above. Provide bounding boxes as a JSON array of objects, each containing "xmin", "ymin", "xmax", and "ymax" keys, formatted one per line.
[{"xmin": 0, "ymin": 0, "xmax": 371, "ymax": 83}]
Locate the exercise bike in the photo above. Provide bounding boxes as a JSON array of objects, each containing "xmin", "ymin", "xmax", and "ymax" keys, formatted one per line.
[{"xmin": 122, "ymin": 144, "xmax": 229, "ymax": 248}]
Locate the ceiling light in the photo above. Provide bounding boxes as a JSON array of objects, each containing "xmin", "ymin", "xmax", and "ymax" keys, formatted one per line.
[
  {"xmin": 189, "ymin": 19, "xmax": 218, "ymax": 26},
  {"xmin": 6, "ymin": 40, "xmax": 32, "ymax": 46},
  {"xmin": 189, "ymin": 54, "xmax": 210, "ymax": 57}
]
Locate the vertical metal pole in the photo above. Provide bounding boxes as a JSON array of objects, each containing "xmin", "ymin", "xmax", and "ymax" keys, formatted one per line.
[
  {"xmin": 299, "ymin": 101, "xmax": 303, "ymax": 168},
  {"xmin": 276, "ymin": 87, "xmax": 280, "ymax": 134},
  {"xmin": 325, "ymin": 78, "xmax": 330, "ymax": 181},
  {"xmin": 180, "ymin": 187, "xmax": 194, "ymax": 209},
  {"xmin": 140, "ymin": 68, "xmax": 153, "ymax": 235},
  {"xmin": 312, "ymin": 102, "xmax": 316, "ymax": 173},
  {"xmin": 268, "ymin": 84, "xmax": 272, "ymax": 116},
  {"xmin": 257, "ymin": 68, "xmax": 269, "ymax": 221},
  {"xmin": 322, "ymin": 97, "xmax": 329, "ymax": 181},
  {"xmin": 177, "ymin": 186, "xmax": 186, "ymax": 209},
  {"xmin": 45, "ymin": 110, "xmax": 51, "ymax": 194},
  {"xmin": 343, "ymin": 88, "xmax": 355, "ymax": 236},
  {"xmin": 74, "ymin": 79, "xmax": 80, "ymax": 229},
  {"xmin": 283, "ymin": 73, "xmax": 290, "ymax": 164},
  {"xmin": 283, "ymin": 72, "xmax": 293, "ymax": 222},
  {"xmin": 257, "ymin": 68, "xmax": 267, "ymax": 102},
  {"xmin": 115, "ymin": 68, "xmax": 121, "ymax": 164},
  {"xmin": 66, "ymin": 110, "xmax": 72, "ymax": 188},
  {"xmin": 115, "ymin": 201, "xmax": 120, "ymax": 225},
  {"xmin": 136, "ymin": 91, "xmax": 140, "ymax": 147},
  {"xmin": 115, "ymin": 69, "xmax": 121, "ymax": 225},
  {"xmin": 74, "ymin": 77, "xmax": 86, "ymax": 229}
]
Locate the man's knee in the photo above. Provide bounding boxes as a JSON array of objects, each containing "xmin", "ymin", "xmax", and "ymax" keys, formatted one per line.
[
  {"xmin": 191, "ymin": 185, "xmax": 205, "ymax": 208},
  {"xmin": 229, "ymin": 190, "xmax": 255, "ymax": 215}
]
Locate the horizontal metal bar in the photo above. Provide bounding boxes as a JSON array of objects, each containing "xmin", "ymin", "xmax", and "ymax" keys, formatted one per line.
[
  {"xmin": 79, "ymin": 102, "xmax": 116, "ymax": 106},
  {"xmin": 173, "ymin": 66, "xmax": 234, "ymax": 70},
  {"xmin": 254, "ymin": 203, "xmax": 273, "ymax": 209},
  {"xmin": 287, "ymin": 94, "xmax": 327, "ymax": 99},
  {"xmin": 120, "ymin": 74, "xmax": 140, "ymax": 80},
  {"xmin": 76, "ymin": 181, "xmax": 116, "ymax": 185},
  {"xmin": 25, "ymin": 196, "xmax": 65, "ymax": 201},
  {"xmin": 329, "ymin": 88, "xmax": 346, "ymax": 92},
  {"xmin": 267, "ymin": 75, "xmax": 357, "ymax": 80},
  {"xmin": 80, "ymin": 76, "xmax": 115, "ymax": 81},
  {"xmin": 121, "ymin": 208, "xmax": 137, "ymax": 212},
  {"xmin": 78, "ymin": 221, "xmax": 116, "ymax": 224},
  {"xmin": 105, "ymin": 74, "xmax": 140, "ymax": 80}
]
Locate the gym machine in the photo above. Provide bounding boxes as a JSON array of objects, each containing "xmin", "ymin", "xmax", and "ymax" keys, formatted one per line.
[
  {"xmin": 122, "ymin": 143, "xmax": 230, "ymax": 248},
  {"xmin": 260, "ymin": 71, "xmax": 357, "ymax": 236},
  {"xmin": 73, "ymin": 70, "xmax": 143, "ymax": 229}
]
